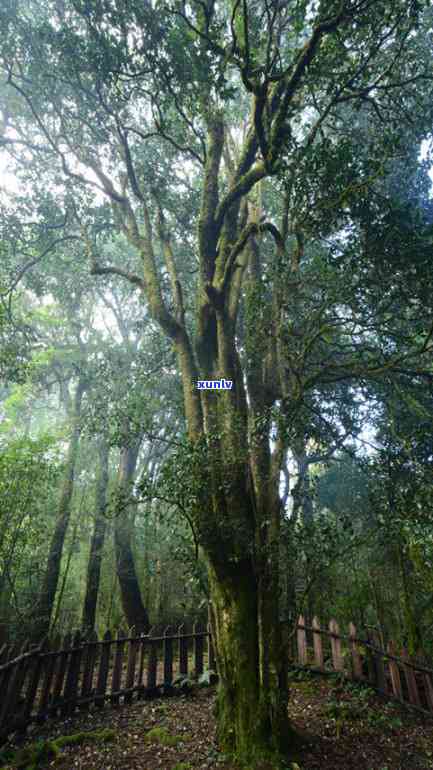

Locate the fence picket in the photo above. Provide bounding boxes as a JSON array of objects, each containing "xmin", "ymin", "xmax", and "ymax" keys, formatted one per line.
[
  {"xmin": 95, "ymin": 630, "xmax": 111, "ymax": 707},
  {"xmin": 147, "ymin": 627, "xmax": 157, "ymax": 691},
  {"xmin": 80, "ymin": 630, "xmax": 99, "ymax": 709},
  {"xmin": 0, "ymin": 642, "xmax": 29, "ymax": 734},
  {"xmin": 163, "ymin": 626, "xmax": 173, "ymax": 686},
  {"xmin": 297, "ymin": 615, "xmax": 308, "ymax": 666},
  {"xmin": 136, "ymin": 634, "xmax": 147, "ymax": 696},
  {"xmin": 348, "ymin": 623, "xmax": 363, "ymax": 680},
  {"xmin": 37, "ymin": 634, "xmax": 62, "ymax": 721},
  {"xmin": 178, "ymin": 624, "xmax": 188, "ymax": 677},
  {"xmin": 62, "ymin": 630, "xmax": 83, "ymax": 716},
  {"xmin": 401, "ymin": 647, "xmax": 421, "ymax": 707},
  {"xmin": 52, "ymin": 633, "xmax": 72, "ymax": 712},
  {"xmin": 387, "ymin": 640, "xmax": 403, "ymax": 701},
  {"xmin": 125, "ymin": 628, "xmax": 139, "ymax": 704},
  {"xmin": 111, "ymin": 629, "xmax": 126, "ymax": 705},
  {"xmin": 193, "ymin": 622, "xmax": 204, "ymax": 677},
  {"xmin": 312, "ymin": 617, "xmax": 323, "ymax": 669},
  {"xmin": 364, "ymin": 629, "xmax": 377, "ymax": 685},
  {"xmin": 329, "ymin": 619, "xmax": 344, "ymax": 671},
  {"xmin": 371, "ymin": 630, "xmax": 387, "ymax": 694},
  {"xmin": 38, "ymin": 634, "xmax": 61, "ymax": 718},
  {"xmin": 423, "ymin": 670, "xmax": 433, "ymax": 712},
  {"xmin": 21, "ymin": 638, "xmax": 48, "ymax": 726}
]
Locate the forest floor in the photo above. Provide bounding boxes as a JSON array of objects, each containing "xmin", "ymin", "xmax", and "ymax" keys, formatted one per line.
[{"xmin": 2, "ymin": 671, "xmax": 433, "ymax": 770}]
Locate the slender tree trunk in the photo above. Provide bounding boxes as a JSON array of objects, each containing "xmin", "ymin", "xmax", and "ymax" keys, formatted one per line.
[
  {"xmin": 398, "ymin": 542, "xmax": 423, "ymax": 654},
  {"xmin": 154, "ymin": 558, "xmax": 164, "ymax": 622},
  {"xmin": 31, "ymin": 379, "xmax": 85, "ymax": 641},
  {"xmin": 293, "ymin": 448, "xmax": 315, "ymax": 622},
  {"xmin": 82, "ymin": 437, "xmax": 110, "ymax": 631},
  {"xmin": 113, "ymin": 438, "xmax": 150, "ymax": 633}
]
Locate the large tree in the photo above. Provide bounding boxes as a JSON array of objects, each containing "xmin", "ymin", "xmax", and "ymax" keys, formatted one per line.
[{"xmin": 1, "ymin": 0, "xmax": 433, "ymax": 764}]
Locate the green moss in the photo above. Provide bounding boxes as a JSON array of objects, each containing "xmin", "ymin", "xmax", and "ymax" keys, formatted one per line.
[
  {"xmin": 1, "ymin": 739, "xmax": 59, "ymax": 770},
  {"xmin": 145, "ymin": 727, "xmax": 192, "ymax": 747},
  {"xmin": 0, "ymin": 729, "xmax": 116, "ymax": 770},
  {"xmin": 55, "ymin": 729, "xmax": 116, "ymax": 748}
]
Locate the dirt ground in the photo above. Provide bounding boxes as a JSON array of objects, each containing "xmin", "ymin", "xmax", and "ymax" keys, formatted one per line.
[{"xmin": 2, "ymin": 672, "xmax": 433, "ymax": 770}]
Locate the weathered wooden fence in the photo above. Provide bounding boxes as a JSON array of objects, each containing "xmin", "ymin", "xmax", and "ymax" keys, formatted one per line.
[
  {"xmin": 0, "ymin": 623, "xmax": 215, "ymax": 745},
  {"xmin": 1, "ymin": 616, "xmax": 433, "ymax": 745},
  {"xmin": 295, "ymin": 615, "xmax": 433, "ymax": 715}
]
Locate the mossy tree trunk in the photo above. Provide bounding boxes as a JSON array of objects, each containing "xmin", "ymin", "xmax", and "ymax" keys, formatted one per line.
[
  {"xmin": 209, "ymin": 560, "xmax": 292, "ymax": 761},
  {"xmin": 82, "ymin": 437, "xmax": 110, "ymax": 632},
  {"xmin": 113, "ymin": 436, "xmax": 150, "ymax": 634},
  {"xmin": 32, "ymin": 378, "xmax": 85, "ymax": 642}
]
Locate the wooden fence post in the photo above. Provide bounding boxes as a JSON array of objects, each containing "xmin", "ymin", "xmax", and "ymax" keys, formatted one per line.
[
  {"xmin": 95, "ymin": 629, "xmax": 111, "ymax": 707},
  {"xmin": 348, "ymin": 622, "xmax": 363, "ymax": 680},
  {"xmin": 401, "ymin": 647, "xmax": 421, "ymax": 708},
  {"xmin": 417, "ymin": 652, "xmax": 433, "ymax": 712},
  {"xmin": 178, "ymin": 624, "xmax": 188, "ymax": 677},
  {"xmin": 147, "ymin": 627, "xmax": 157, "ymax": 692},
  {"xmin": 62, "ymin": 630, "xmax": 83, "ymax": 716},
  {"xmin": 371, "ymin": 630, "xmax": 386, "ymax": 694},
  {"xmin": 111, "ymin": 628, "xmax": 126, "ymax": 705},
  {"xmin": 38, "ymin": 634, "xmax": 61, "ymax": 719},
  {"xmin": 52, "ymin": 632, "xmax": 72, "ymax": 714},
  {"xmin": 163, "ymin": 626, "xmax": 173, "ymax": 686},
  {"xmin": 21, "ymin": 638, "xmax": 49, "ymax": 727},
  {"xmin": 0, "ymin": 642, "xmax": 29, "ymax": 734},
  {"xmin": 193, "ymin": 623, "xmax": 204, "ymax": 677},
  {"xmin": 125, "ymin": 628, "xmax": 139, "ymax": 704},
  {"xmin": 387, "ymin": 640, "xmax": 403, "ymax": 702},
  {"xmin": 297, "ymin": 615, "xmax": 307, "ymax": 666},
  {"xmin": 0, "ymin": 646, "xmax": 23, "ymax": 729},
  {"xmin": 329, "ymin": 619, "xmax": 344, "ymax": 672},
  {"xmin": 312, "ymin": 617, "xmax": 323, "ymax": 669},
  {"xmin": 80, "ymin": 630, "xmax": 99, "ymax": 710},
  {"xmin": 364, "ymin": 630, "xmax": 376, "ymax": 686},
  {"xmin": 136, "ymin": 632, "xmax": 147, "ymax": 697}
]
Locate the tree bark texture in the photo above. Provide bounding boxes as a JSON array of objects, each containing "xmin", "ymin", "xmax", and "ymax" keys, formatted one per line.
[
  {"xmin": 31, "ymin": 379, "xmax": 85, "ymax": 641},
  {"xmin": 113, "ymin": 437, "xmax": 150, "ymax": 634},
  {"xmin": 82, "ymin": 437, "xmax": 110, "ymax": 632}
]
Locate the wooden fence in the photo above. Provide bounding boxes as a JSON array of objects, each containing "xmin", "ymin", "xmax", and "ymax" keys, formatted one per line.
[
  {"xmin": 295, "ymin": 615, "xmax": 433, "ymax": 715},
  {"xmin": 1, "ymin": 616, "xmax": 433, "ymax": 745},
  {"xmin": 0, "ymin": 623, "xmax": 214, "ymax": 745}
]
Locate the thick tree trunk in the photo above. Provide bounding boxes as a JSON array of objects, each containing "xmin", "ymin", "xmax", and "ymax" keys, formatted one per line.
[
  {"xmin": 209, "ymin": 559, "xmax": 293, "ymax": 766},
  {"xmin": 113, "ymin": 439, "xmax": 150, "ymax": 633},
  {"xmin": 31, "ymin": 379, "xmax": 85, "ymax": 641},
  {"xmin": 82, "ymin": 437, "xmax": 110, "ymax": 631}
]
